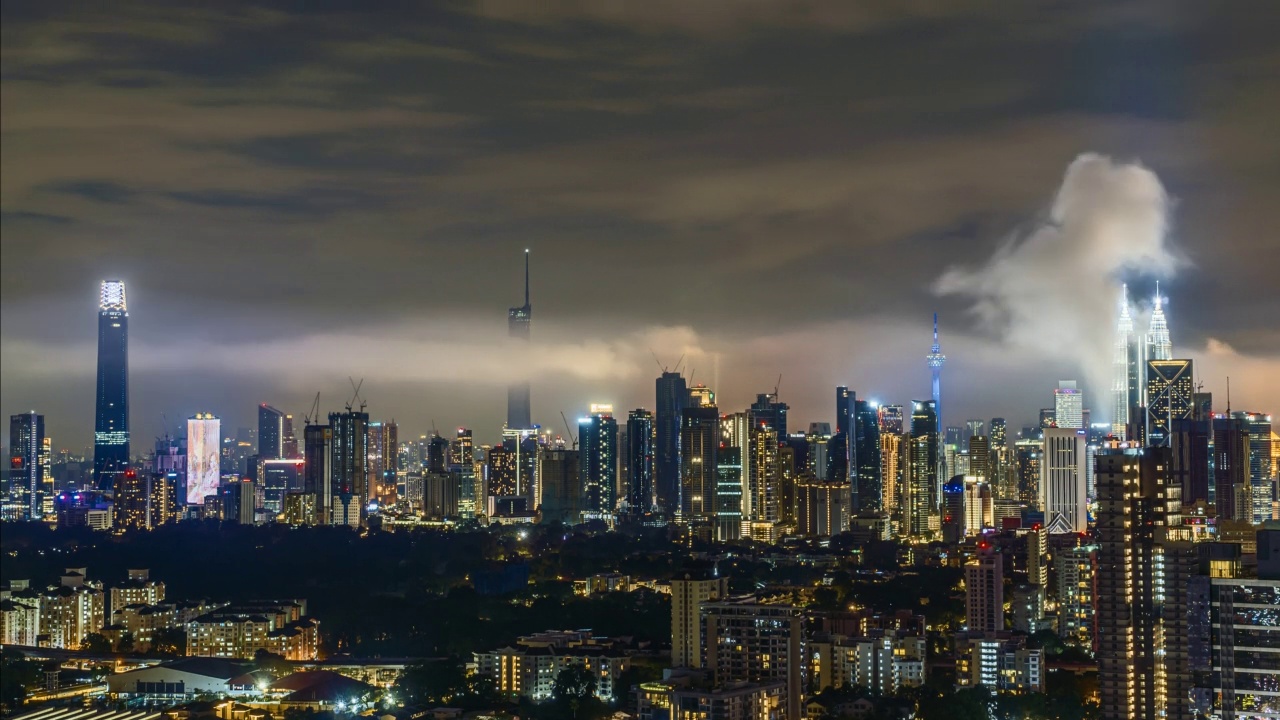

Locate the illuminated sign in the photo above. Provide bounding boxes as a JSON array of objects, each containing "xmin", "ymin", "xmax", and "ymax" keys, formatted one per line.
[{"xmin": 187, "ymin": 414, "xmax": 221, "ymax": 504}]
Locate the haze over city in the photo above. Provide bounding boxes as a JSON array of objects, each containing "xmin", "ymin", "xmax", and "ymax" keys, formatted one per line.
[{"xmin": 3, "ymin": 1, "xmax": 1279, "ymax": 447}]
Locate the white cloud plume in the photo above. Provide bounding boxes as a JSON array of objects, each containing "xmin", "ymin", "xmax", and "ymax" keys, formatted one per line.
[{"xmin": 934, "ymin": 153, "xmax": 1181, "ymax": 420}]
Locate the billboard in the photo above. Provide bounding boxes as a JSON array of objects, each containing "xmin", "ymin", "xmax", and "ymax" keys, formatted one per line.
[{"xmin": 187, "ymin": 413, "xmax": 221, "ymax": 504}]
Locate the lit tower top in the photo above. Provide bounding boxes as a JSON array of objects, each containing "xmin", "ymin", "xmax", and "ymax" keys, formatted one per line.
[
  {"xmin": 926, "ymin": 313, "xmax": 946, "ymax": 430},
  {"xmin": 1147, "ymin": 281, "xmax": 1172, "ymax": 361},
  {"xmin": 100, "ymin": 280, "xmax": 127, "ymax": 313}
]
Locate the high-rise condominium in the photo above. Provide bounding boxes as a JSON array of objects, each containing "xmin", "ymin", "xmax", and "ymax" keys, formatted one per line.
[
  {"xmin": 624, "ymin": 409, "xmax": 654, "ymax": 516},
  {"xmin": 94, "ymin": 280, "xmax": 130, "ymax": 489},
  {"xmin": 1095, "ymin": 445, "xmax": 1195, "ymax": 720},
  {"xmin": 579, "ymin": 405, "xmax": 618, "ymax": 514}
]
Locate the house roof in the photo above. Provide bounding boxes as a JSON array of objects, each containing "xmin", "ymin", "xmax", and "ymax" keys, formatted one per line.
[{"xmin": 269, "ymin": 670, "xmax": 373, "ymax": 702}]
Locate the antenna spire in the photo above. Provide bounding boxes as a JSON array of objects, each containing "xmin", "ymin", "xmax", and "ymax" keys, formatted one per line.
[{"xmin": 524, "ymin": 248, "xmax": 530, "ymax": 307}]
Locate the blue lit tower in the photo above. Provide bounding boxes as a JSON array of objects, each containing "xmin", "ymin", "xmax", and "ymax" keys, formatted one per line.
[
  {"xmin": 94, "ymin": 280, "xmax": 130, "ymax": 490},
  {"xmin": 926, "ymin": 313, "xmax": 946, "ymax": 433},
  {"xmin": 507, "ymin": 250, "xmax": 533, "ymax": 429}
]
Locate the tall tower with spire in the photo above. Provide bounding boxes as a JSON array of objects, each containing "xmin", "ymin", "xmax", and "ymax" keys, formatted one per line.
[
  {"xmin": 926, "ymin": 313, "xmax": 946, "ymax": 433},
  {"xmin": 1147, "ymin": 282, "xmax": 1172, "ymax": 361},
  {"xmin": 507, "ymin": 250, "xmax": 533, "ymax": 429},
  {"xmin": 1113, "ymin": 284, "xmax": 1135, "ymax": 438}
]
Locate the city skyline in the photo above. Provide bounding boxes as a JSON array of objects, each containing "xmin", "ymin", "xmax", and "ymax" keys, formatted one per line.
[{"xmin": 3, "ymin": 2, "xmax": 1280, "ymax": 448}]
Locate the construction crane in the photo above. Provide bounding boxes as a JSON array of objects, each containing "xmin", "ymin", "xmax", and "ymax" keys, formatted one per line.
[
  {"xmin": 774, "ymin": 373, "xmax": 782, "ymax": 400},
  {"xmin": 346, "ymin": 377, "xmax": 366, "ymax": 413},
  {"xmin": 304, "ymin": 392, "xmax": 321, "ymax": 425},
  {"xmin": 560, "ymin": 411, "xmax": 579, "ymax": 449}
]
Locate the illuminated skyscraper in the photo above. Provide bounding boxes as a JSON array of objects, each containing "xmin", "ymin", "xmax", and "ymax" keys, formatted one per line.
[
  {"xmin": 258, "ymin": 404, "xmax": 285, "ymax": 460},
  {"xmin": 366, "ymin": 420, "xmax": 398, "ymax": 502},
  {"xmin": 878, "ymin": 404, "xmax": 904, "ymax": 435},
  {"xmin": 624, "ymin": 409, "xmax": 654, "ymax": 516},
  {"xmin": 907, "ymin": 400, "xmax": 938, "ymax": 536},
  {"xmin": 749, "ymin": 421, "xmax": 780, "ymax": 524},
  {"xmin": 853, "ymin": 398, "xmax": 881, "ymax": 510},
  {"xmin": 926, "ymin": 314, "xmax": 946, "ymax": 432},
  {"xmin": 186, "ymin": 413, "xmax": 221, "ymax": 505},
  {"xmin": 715, "ymin": 446, "xmax": 743, "ymax": 540},
  {"xmin": 281, "ymin": 414, "xmax": 299, "ymax": 458},
  {"xmin": 1095, "ymin": 445, "xmax": 1195, "ymax": 720},
  {"xmin": 1113, "ymin": 285, "xmax": 1138, "ymax": 438},
  {"xmin": 965, "ymin": 545, "xmax": 1004, "ymax": 633},
  {"xmin": 1146, "ymin": 359, "xmax": 1194, "ymax": 446},
  {"xmin": 655, "ymin": 370, "xmax": 688, "ymax": 514},
  {"xmin": 8, "ymin": 412, "xmax": 47, "ymax": 520},
  {"xmin": 507, "ymin": 250, "xmax": 532, "ymax": 430},
  {"xmin": 1041, "ymin": 428, "xmax": 1088, "ymax": 533},
  {"xmin": 750, "ymin": 392, "xmax": 788, "ymax": 440},
  {"xmin": 1146, "ymin": 283, "xmax": 1172, "ymax": 362},
  {"xmin": 579, "ymin": 405, "xmax": 618, "ymax": 515},
  {"xmin": 94, "ymin": 280, "xmax": 130, "ymax": 489},
  {"xmin": 1054, "ymin": 381, "xmax": 1083, "ymax": 429},
  {"xmin": 329, "ymin": 410, "xmax": 369, "ymax": 526},
  {"xmin": 680, "ymin": 403, "xmax": 720, "ymax": 523}
]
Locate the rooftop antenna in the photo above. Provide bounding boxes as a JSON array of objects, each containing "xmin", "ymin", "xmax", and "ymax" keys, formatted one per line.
[
  {"xmin": 523, "ymin": 248, "xmax": 530, "ymax": 307},
  {"xmin": 1226, "ymin": 376, "xmax": 1231, "ymax": 415}
]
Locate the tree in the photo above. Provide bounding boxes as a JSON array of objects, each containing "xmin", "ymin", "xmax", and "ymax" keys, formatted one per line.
[
  {"xmin": 81, "ymin": 633, "xmax": 112, "ymax": 654},
  {"xmin": 117, "ymin": 632, "xmax": 136, "ymax": 654},
  {"xmin": 551, "ymin": 664, "xmax": 595, "ymax": 719},
  {"xmin": 394, "ymin": 658, "xmax": 469, "ymax": 706},
  {"xmin": 152, "ymin": 627, "xmax": 186, "ymax": 656},
  {"xmin": 1, "ymin": 650, "xmax": 44, "ymax": 712}
]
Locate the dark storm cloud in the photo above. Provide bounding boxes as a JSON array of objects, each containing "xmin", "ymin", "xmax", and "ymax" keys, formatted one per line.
[{"xmin": 2, "ymin": 0, "xmax": 1279, "ymax": 448}]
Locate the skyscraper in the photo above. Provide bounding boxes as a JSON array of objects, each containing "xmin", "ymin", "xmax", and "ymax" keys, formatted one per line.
[
  {"xmin": 186, "ymin": 413, "xmax": 221, "ymax": 505},
  {"xmin": 1213, "ymin": 416, "xmax": 1251, "ymax": 523},
  {"xmin": 655, "ymin": 370, "xmax": 688, "ymax": 514},
  {"xmin": 750, "ymin": 392, "xmax": 789, "ymax": 440},
  {"xmin": 853, "ymin": 399, "xmax": 882, "ymax": 511},
  {"xmin": 1041, "ymin": 428, "xmax": 1088, "ymax": 533},
  {"xmin": 715, "ymin": 445, "xmax": 743, "ymax": 540},
  {"xmin": 366, "ymin": 420, "xmax": 398, "ymax": 502},
  {"xmin": 94, "ymin": 280, "xmax": 130, "ymax": 489},
  {"xmin": 1113, "ymin": 285, "xmax": 1138, "ymax": 438},
  {"xmin": 680, "ymin": 403, "xmax": 720, "ymax": 523},
  {"xmin": 908, "ymin": 400, "xmax": 939, "ymax": 536},
  {"xmin": 926, "ymin": 314, "xmax": 946, "ymax": 432},
  {"xmin": 624, "ymin": 409, "xmax": 654, "ymax": 516},
  {"xmin": 1147, "ymin": 283, "xmax": 1173, "ymax": 362},
  {"xmin": 579, "ymin": 405, "xmax": 618, "ymax": 515},
  {"xmin": 748, "ymin": 422, "xmax": 780, "ymax": 525},
  {"xmin": 670, "ymin": 571, "xmax": 729, "ymax": 668},
  {"xmin": 506, "ymin": 250, "xmax": 532, "ymax": 430},
  {"xmin": 8, "ymin": 412, "xmax": 47, "ymax": 519},
  {"xmin": 1095, "ymin": 445, "xmax": 1194, "ymax": 720},
  {"xmin": 537, "ymin": 447, "xmax": 581, "ymax": 525},
  {"xmin": 329, "ymin": 410, "xmax": 369, "ymax": 526},
  {"xmin": 257, "ymin": 404, "xmax": 285, "ymax": 460},
  {"xmin": 303, "ymin": 423, "xmax": 332, "ymax": 524},
  {"xmin": 965, "ymin": 545, "xmax": 1004, "ymax": 633},
  {"xmin": 1054, "ymin": 381, "xmax": 1084, "ymax": 429},
  {"xmin": 1146, "ymin": 359, "xmax": 1194, "ymax": 446}
]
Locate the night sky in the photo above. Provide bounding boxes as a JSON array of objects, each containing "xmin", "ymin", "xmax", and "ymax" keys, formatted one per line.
[{"xmin": 2, "ymin": 1, "xmax": 1278, "ymax": 449}]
